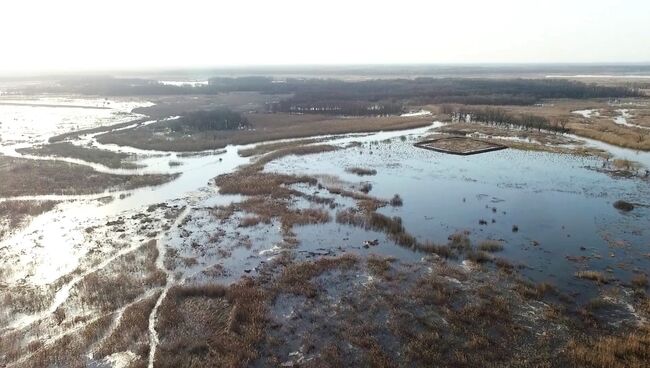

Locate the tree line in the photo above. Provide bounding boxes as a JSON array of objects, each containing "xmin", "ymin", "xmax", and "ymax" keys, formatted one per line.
[
  {"xmin": 12, "ymin": 76, "xmax": 644, "ymax": 118},
  {"xmin": 440, "ymin": 105, "xmax": 568, "ymax": 133}
]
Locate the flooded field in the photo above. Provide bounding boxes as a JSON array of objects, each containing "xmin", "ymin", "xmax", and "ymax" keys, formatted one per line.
[
  {"xmin": 266, "ymin": 137, "xmax": 650, "ymax": 296},
  {"xmin": 1, "ymin": 96, "xmax": 649, "ymax": 367}
]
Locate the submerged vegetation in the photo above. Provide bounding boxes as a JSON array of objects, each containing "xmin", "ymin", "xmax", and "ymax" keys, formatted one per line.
[
  {"xmin": 2, "ymin": 69, "xmax": 650, "ymax": 368},
  {"xmin": 345, "ymin": 166, "xmax": 377, "ymax": 176}
]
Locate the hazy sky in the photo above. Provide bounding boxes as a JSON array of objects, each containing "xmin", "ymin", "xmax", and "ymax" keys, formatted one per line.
[{"xmin": 2, "ymin": 0, "xmax": 649, "ymax": 73}]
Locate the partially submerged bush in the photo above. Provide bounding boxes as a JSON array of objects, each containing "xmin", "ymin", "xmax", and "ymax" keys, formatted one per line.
[
  {"xmin": 239, "ymin": 215, "xmax": 262, "ymax": 227},
  {"xmin": 631, "ymin": 273, "xmax": 648, "ymax": 289},
  {"xmin": 359, "ymin": 182, "xmax": 373, "ymax": 194},
  {"xmin": 478, "ymin": 240, "xmax": 504, "ymax": 252},
  {"xmin": 336, "ymin": 209, "xmax": 417, "ymax": 248},
  {"xmin": 345, "ymin": 167, "xmax": 377, "ymax": 176},
  {"xmin": 613, "ymin": 200, "xmax": 634, "ymax": 212},
  {"xmin": 575, "ymin": 270, "xmax": 608, "ymax": 284},
  {"xmin": 389, "ymin": 194, "xmax": 403, "ymax": 207},
  {"xmin": 419, "ymin": 241, "xmax": 453, "ymax": 258},
  {"xmin": 466, "ymin": 250, "xmax": 492, "ymax": 263}
]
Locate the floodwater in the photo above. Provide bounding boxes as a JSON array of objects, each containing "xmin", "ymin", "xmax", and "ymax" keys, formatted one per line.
[
  {"xmin": 1, "ymin": 97, "xmax": 649, "ymax": 300},
  {"xmin": 572, "ymin": 109, "xmax": 600, "ymax": 118},
  {"xmin": 612, "ymin": 109, "xmax": 650, "ymax": 131},
  {"xmin": 266, "ymin": 137, "xmax": 650, "ymax": 297}
]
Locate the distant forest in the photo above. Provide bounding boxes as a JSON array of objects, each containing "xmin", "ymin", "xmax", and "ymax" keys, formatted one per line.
[
  {"xmin": 165, "ymin": 109, "xmax": 249, "ymax": 132},
  {"xmin": 14, "ymin": 76, "xmax": 644, "ymax": 117}
]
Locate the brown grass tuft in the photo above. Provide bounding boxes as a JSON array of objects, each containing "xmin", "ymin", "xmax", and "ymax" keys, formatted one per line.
[
  {"xmin": 277, "ymin": 254, "xmax": 358, "ymax": 297},
  {"xmin": 345, "ymin": 167, "xmax": 377, "ymax": 176},
  {"xmin": 575, "ymin": 270, "xmax": 609, "ymax": 284},
  {"xmin": 566, "ymin": 328, "xmax": 650, "ymax": 368},
  {"xmin": 477, "ymin": 240, "xmax": 504, "ymax": 252}
]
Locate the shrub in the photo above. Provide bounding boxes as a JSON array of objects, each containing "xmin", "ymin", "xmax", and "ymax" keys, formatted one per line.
[
  {"xmin": 389, "ymin": 194, "xmax": 403, "ymax": 207},
  {"xmin": 345, "ymin": 167, "xmax": 377, "ymax": 176},
  {"xmin": 478, "ymin": 240, "xmax": 504, "ymax": 252}
]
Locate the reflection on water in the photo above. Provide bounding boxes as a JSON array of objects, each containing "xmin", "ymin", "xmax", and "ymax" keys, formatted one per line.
[
  {"xmin": 0, "ymin": 96, "xmax": 151, "ymax": 146},
  {"xmin": 0, "ymin": 119, "xmax": 439, "ymax": 287},
  {"xmin": 1, "ymin": 99, "xmax": 649, "ymax": 299},
  {"xmin": 266, "ymin": 138, "xmax": 650, "ymax": 296}
]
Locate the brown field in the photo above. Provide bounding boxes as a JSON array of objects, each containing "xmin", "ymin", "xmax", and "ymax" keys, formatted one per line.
[
  {"xmin": 0, "ymin": 156, "xmax": 178, "ymax": 197},
  {"xmin": 96, "ymin": 113, "xmax": 432, "ymax": 152}
]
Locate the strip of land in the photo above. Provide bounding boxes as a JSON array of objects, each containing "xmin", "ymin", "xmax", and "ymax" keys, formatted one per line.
[
  {"xmin": 96, "ymin": 113, "xmax": 433, "ymax": 152},
  {"xmin": 0, "ymin": 155, "xmax": 177, "ymax": 197},
  {"xmin": 17, "ymin": 142, "xmax": 140, "ymax": 169}
]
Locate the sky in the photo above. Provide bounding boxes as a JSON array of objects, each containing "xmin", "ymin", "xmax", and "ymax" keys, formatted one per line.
[{"xmin": 1, "ymin": 0, "xmax": 649, "ymax": 74}]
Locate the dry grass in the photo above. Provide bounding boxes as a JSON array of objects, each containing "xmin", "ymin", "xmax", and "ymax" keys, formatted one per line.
[
  {"xmin": 326, "ymin": 185, "xmax": 387, "ymax": 206},
  {"xmin": 466, "ymin": 250, "xmax": 492, "ymax": 263},
  {"xmin": 73, "ymin": 240, "xmax": 166, "ymax": 311},
  {"xmin": 95, "ymin": 291, "xmax": 162, "ymax": 362},
  {"xmin": 17, "ymin": 142, "xmax": 140, "ymax": 169},
  {"xmin": 477, "ymin": 240, "xmax": 504, "ymax": 252},
  {"xmin": 430, "ymin": 99, "xmax": 650, "ymax": 150},
  {"xmin": 15, "ymin": 314, "xmax": 114, "ymax": 368},
  {"xmin": 367, "ymin": 255, "xmax": 395, "ymax": 279},
  {"xmin": 0, "ymin": 200, "xmax": 56, "ymax": 239},
  {"xmin": 494, "ymin": 257, "xmax": 515, "ymax": 273},
  {"xmin": 216, "ymin": 171, "xmax": 316, "ymax": 198},
  {"xmin": 631, "ymin": 273, "xmax": 648, "ymax": 289},
  {"xmin": 575, "ymin": 270, "xmax": 609, "ymax": 284},
  {"xmin": 566, "ymin": 327, "xmax": 650, "ymax": 368},
  {"xmin": 570, "ymin": 124, "xmax": 650, "ymax": 151},
  {"xmin": 514, "ymin": 280, "xmax": 556, "ymax": 300},
  {"xmin": 230, "ymin": 196, "xmax": 330, "ymax": 236},
  {"xmin": 155, "ymin": 279, "xmax": 268, "ymax": 367},
  {"xmin": 0, "ymin": 156, "xmax": 177, "ymax": 197},
  {"xmin": 251, "ymin": 144, "xmax": 340, "ymax": 170},
  {"xmin": 448, "ymin": 231, "xmax": 472, "ymax": 251},
  {"xmin": 0, "ymin": 284, "xmax": 57, "ymax": 323},
  {"xmin": 239, "ymin": 215, "xmax": 262, "ymax": 227},
  {"xmin": 336, "ymin": 208, "xmax": 417, "ymax": 248},
  {"xmin": 238, "ymin": 138, "xmax": 328, "ymax": 157},
  {"xmin": 215, "ymin": 144, "xmax": 339, "ymax": 198},
  {"xmin": 276, "ymin": 254, "xmax": 358, "ymax": 298},
  {"xmin": 419, "ymin": 241, "xmax": 454, "ymax": 258}
]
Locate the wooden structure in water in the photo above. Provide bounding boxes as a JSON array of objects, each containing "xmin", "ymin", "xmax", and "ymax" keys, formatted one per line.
[{"xmin": 414, "ymin": 136, "xmax": 507, "ymax": 156}]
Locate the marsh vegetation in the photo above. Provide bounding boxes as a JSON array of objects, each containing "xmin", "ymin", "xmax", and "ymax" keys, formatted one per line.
[
  {"xmin": 2, "ymin": 71, "xmax": 650, "ymax": 368},
  {"xmin": 0, "ymin": 156, "xmax": 178, "ymax": 197}
]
